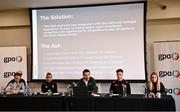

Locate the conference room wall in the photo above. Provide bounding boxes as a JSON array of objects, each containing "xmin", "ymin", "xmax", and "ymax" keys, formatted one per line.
[{"xmin": 0, "ymin": 0, "xmax": 180, "ymax": 94}]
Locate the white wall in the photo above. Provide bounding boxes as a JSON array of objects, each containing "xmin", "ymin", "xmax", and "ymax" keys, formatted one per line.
[
  {"xmin": 147, "ymin": 0, "xmax": 180, "ymax": 19},
  {"xmin": 0, "ymin": 0, "xmax": 179, "ymax": 97}
]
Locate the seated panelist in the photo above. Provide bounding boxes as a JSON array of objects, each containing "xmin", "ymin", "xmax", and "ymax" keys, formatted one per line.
[
  {"xmin": 147, "ymin": 72, "xmax": 166, "ymax": 97},
  {"xmin": 77, "ymin": 69, "xmax": 98, "ymax": 94},
  {"xmin": 5, "ymin": 71, "xmax": 26, "ymax": 94},
  {"xmin": 41, "ymin": 72, "xmax": 57, "ymax": 93},
  {"xmin": 109, "ymin": 69, "xmax": 131, "ymax": 95}
]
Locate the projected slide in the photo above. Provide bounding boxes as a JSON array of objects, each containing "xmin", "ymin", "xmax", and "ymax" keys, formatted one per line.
[{"xmin": 31, "ymin": 2, "xmax": 146, "ymax": 80}]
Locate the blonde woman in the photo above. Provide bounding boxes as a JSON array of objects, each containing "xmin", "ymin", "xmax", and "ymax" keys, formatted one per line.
[{"xmin": 147, "ymin": 72, "xmax": 166, "ymax": 97}]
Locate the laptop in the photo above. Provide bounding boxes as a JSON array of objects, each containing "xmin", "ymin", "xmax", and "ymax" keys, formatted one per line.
[{"xmin": 73, "ymin": 86, "xmax": 89, "ymax": 96}]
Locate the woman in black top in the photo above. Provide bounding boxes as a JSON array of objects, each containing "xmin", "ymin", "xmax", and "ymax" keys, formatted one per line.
[{"xmin": 147, "ymin": 72, "xmax": 166, "ymax": 97}]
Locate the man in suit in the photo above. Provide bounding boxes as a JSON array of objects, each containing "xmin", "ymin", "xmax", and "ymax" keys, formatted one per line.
[{"xmin": 77, "ymin": 69, "xmax": 98, "ymax": 95}]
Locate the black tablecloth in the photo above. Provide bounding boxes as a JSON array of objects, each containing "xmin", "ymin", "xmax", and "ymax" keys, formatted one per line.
[
  {"xmin": 0, "ymin": 95, "xmax": 64, "ymax": 111},
  {"xmin": 0, "ymin": 94, "xmax": 176, "ymax": 111}
]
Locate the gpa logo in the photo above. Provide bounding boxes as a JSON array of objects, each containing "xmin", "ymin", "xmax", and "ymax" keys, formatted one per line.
[
  {"xmin": 4, "ymin": 72, "xmax": 16, "ymax": 78},
  {"xmin": 159, "ymin": 70, "xmax": 180, "ymax": 78},
  {"xmin": 174, "ymin": 88, "xmax": 180, "ymax": 95},
  {"xmin": 166, "ymin": 88, "xmax": 180, "ymax": 96},
  {"xmin": 158, "ymin": 53, "xmax": 179, "ymax": 61},
  {"xmin": 4, "ymin": 56, "xmax": 23, "ymax": 63},
  {"xmin": 16, "ymin": 56, "xmax": 23, "ymax": 62}
]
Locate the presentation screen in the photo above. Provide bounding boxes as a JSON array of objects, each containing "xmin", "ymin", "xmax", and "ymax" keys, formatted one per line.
[{"xmin": 31, "ymin": 2, "xmax": 147, "ymax": 81}]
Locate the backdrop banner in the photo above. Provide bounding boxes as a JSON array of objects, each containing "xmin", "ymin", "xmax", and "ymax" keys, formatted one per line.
[
  {"xmin": 154, "ymin": 41, "xmax": 180, "ymax": 111},
  {"xmin": 0, "ymin": 46, "xmax": 27, "ymax": 90}
]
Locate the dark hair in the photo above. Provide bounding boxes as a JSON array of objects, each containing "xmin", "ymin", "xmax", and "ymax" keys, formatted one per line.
[
  {"xmin": 14, "ymin": 72, "xmax": 22, "ymax": 77},
  {"xmin": 83, "ymin": 69, "xmax": 90, "ymax": 75},
  {"xmin": 116, "ymin": 69, "xmax": 123, "ymax": 73},
  {"xmin": 46, "ymin": 72, "xmax": 52, "ymax": 77}
]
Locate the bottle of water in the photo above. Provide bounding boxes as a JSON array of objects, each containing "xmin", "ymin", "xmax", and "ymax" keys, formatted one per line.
[
  {"xmin": 26, "ymin": 85, "xmax": 33, "ymax": 96},
  {"xmin": 122, "ymin": 84, "xmax": 127, "ymax": 97},
  {"xmin": 66, "ymin": 84, "xmax": 72, "ymax": 96},
  {"xmin": 71, "ymin": 82, "xmax": 77, "ymax": 96},
  {"xmin": 143, "ymin": 85, "xmax": 148, "ymax": 98},
  {"xmin": 1, "ymin": 86, "xmax": 4, "ymax": 96},
  {"xmin": 109, "ymin": 90, "xmax": 113, "ymax": 97},
  {"xmin": 47, "ymin": 90, "xmax": 52, "ymax": 96}
]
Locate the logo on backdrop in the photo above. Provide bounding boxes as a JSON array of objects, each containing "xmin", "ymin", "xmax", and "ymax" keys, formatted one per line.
[
  {"xmin": 159, "ymin": 70, "xmax": 180, "ymax": 78},
  {"xmin": 166, "ymin": 88, "xmax": 180, "ymax": 96},
  {"xmin": 3, "ymin": 72, "xmax": 16, "ymax": 78},
  {"xmin": 3, "ymin": 56, "xmax": 23, "ymax": 63},
  {"xmin": 158, "ymin": 52, "xmax": 179, "ymax": 61},
  {"xmin": 3, "ymin": 71, "xmax": 23, "ymax": 78}
]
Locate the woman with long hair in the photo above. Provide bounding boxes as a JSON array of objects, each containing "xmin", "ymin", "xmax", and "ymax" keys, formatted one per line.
[{"xmin": 147, "ymin": 72, "xmax": 166, "ymax": 97}]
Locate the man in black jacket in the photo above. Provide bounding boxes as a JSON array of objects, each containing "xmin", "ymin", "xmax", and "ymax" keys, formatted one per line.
[
  {"xmin": 41, "ymin": 72, "xmax": 57, "ymax": 93},
  {"xmin": 110, "ymin": 69, "xmax": 131, "ymax": 95},
  {"xmin": 77, "ymin": 69, "xmax": 98, "ymax": 94}
]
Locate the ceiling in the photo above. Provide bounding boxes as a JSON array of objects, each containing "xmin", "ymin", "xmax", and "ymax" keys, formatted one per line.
[{"xmin": 0, "ymin": 0, "xmax": 146, "ymax": 11}]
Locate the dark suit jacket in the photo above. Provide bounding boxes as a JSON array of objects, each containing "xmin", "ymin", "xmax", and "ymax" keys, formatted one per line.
[{"xmin": 77, "ymin": 77, "xmax": 98, "ymax": 93}]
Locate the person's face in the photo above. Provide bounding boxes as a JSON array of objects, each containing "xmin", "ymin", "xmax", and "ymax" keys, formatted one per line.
[
  {"xmin": 151, "ymin": 74, "xmax": 158, "ymax": 83},
  {"xmin": 83, "ymin": 72, "xmax": 90, "ymax": 81},
  {"xmin": 46, "ymin": 75, "xmax": 52, "ymax": 83},
  {"xmin": 14, "ymin": 75, "xmax": 21, "ymax": 82},
  {"xmin": 117, "ymin": 72, "xmax": 123, "ymax": 80}
]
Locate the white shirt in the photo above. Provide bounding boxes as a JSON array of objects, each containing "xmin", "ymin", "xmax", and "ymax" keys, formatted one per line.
[{"xmin": 83, "ymin": 79, "xmax": 89, "ymax": 86}]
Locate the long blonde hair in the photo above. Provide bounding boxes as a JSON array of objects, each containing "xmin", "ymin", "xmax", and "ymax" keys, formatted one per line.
[{"xmin": 147, "ymin": 72, "xmax": 161, "ymax": 91}]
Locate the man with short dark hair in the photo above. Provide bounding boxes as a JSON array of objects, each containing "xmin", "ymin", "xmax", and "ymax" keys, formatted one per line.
[
  {"xmin": 77, "ymin": 69, "xmax": 98, "ymax": 94},
  {"xmin": 110, "ymin": 69, "xmax": 131, "ymax": 95},
  {"xmin": 41, "ymin": 72, "xmax": 57, "ymax": 93},
  {"xmin": 5, "ymin": 72, "xmax": 26, "ymax": 94}
]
